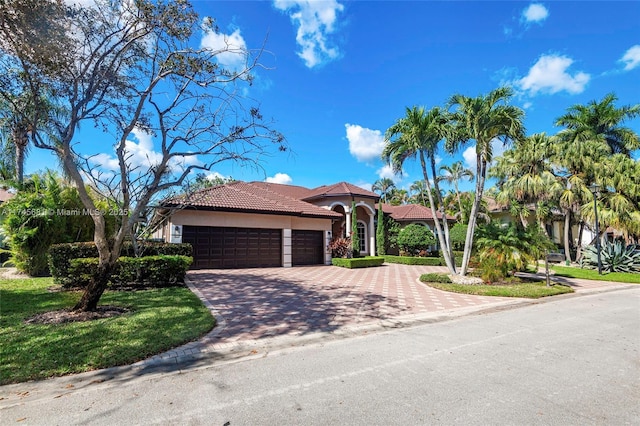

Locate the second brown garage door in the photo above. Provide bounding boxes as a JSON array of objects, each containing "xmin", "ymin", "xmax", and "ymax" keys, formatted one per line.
[
  {"xmin": 183, "ymin": 226, "xmax": 282, "ymax": 269},
  {"xmin": 292, "ymin": 230, "xmax": 324, "ymax": 265}
]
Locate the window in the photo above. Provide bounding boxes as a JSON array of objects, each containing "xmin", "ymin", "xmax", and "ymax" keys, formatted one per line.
[{"xmin": 357, "ymin": 221, "xmax": 366, "ymax": 253}]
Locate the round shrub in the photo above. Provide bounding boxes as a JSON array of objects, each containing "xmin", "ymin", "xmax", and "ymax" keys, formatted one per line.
[{"xmin": 397, "ymin": 224, "xmax": 436, "ymax": 256}]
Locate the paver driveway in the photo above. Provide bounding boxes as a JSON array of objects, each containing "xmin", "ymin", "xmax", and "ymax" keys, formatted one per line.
[{"xmin": 186, "ymin": 264, "xmax": 515, "ymax": 343}]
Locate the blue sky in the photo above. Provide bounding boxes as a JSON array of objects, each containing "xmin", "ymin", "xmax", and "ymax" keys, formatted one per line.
[{"xmin": 26, "ymin": 1, "xmax": 640, "ymax": 194}]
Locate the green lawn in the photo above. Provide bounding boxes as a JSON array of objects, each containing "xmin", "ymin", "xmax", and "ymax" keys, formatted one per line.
[
  {"xmin": 420, "ymin": 275, "xmax": 574, "ymax": 298},
  {"xmin": 0, "ymin": 277, "xmax": 215, "ymax": 385},
  {"xmin": 551, "ymin": 265, "xmax": 640, "ymax": 284}
]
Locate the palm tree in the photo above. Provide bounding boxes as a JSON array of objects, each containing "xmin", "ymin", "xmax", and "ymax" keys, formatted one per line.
[
  {"xmin": 490, "ymin": 133, "xmax": 561, "ymax": 233},
  {"xmin": 389, "ymin": 188, "xmax": 409, "ymax": 205},
  {"xmin": 0, "ymin": 91, "xmax": 64, "ymax": 185},
  {"xmin": 553, "ymin": 94, "xmax": 640, "ymax": 258},
  {"xmin": 555, "ymin": 93, "xmax": 639, "ymax": 157},
  {"xmin": 382, "ymin": 105, "xmax": 457, "ymax": 273},
  {"xmin": 371, "ymin": 178, "xmax": 395, "ymax": 204},
  {"xmin": 409, "ymin": 180, "xmax": 428, "ymax": 206},
  {"xmin": 438, "ymin": 161, "xmax": 474, "ymax": 221},
  {"xmin": 447, "ymin": 86, "xmax": 525, "ymax": 275}
]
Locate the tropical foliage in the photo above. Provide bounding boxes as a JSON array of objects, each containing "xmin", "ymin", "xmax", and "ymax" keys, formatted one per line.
[
  {"xmin": 0, "ymin": 171, "xmax": 107, "ymax": 275},
  {"xmin": 475, "ymin": 222, "xmax": 555, "ymax": 280},
  {"xmin": 580, "ymin": 240, "xmax": 640, "ymax": 273}
]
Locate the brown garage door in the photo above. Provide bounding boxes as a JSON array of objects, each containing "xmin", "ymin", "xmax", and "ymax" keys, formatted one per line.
[
  {"xmin": 182, "ymin": 226, "xmax": 282, "ymax": 269},
  {"xmin": 292, "ymin": 230, "xmax": 324, "ymax": 266}
]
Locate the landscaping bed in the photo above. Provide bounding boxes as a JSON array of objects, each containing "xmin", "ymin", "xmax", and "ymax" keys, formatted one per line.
[
  {"xmin": 0, "ymin": 276, "xmax": 215, "ymax": 385},
  {"xmin": 420, "ymin": 273, "xmax": 574, "ymax": 298}
]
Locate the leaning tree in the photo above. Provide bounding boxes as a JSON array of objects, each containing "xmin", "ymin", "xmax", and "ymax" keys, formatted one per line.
[
  {"xmin": 447, "ymin": 87, "xmax": 525, "ymax": 276},
  {"xmin": 0, "ymin": 0, "xmax": 286, "ymax": 311}
]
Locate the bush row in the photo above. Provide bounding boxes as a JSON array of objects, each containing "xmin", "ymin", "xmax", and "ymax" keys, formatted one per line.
[
  {"xmin": 67, "ymin": 255, "xmax": 193, "ymax": 289},
  {"xmin": 332, "ymin": 257, "xmax": 385, "ymax": 269},
  {"xmin": 49, "ymin": 241, "xmax": 192, "ymax": 286},
  {"xmin": 383, "ymin": 255, "xmax": 464, "ymax": 267}
]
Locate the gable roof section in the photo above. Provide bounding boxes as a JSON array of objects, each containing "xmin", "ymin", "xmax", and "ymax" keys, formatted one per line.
[
  {"xmin": 250, "ymin": 181, "xmax": 315, "ymax": 200},
  {"xmin": 302, "ymin": 182, "xmax": 379, "ymax": 201},
  {"xmin": 380, "ymin": 203, "xmax": 451, "ymax": 221},
  {"xmin": 165, "ymin": 181, "xmax": 341, "ymax": 219}
]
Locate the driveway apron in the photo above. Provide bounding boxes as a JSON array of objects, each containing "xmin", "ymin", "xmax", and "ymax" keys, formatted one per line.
[{"xmin": 186, "ymin": 264, "xmax": 514, "ymax": 343}]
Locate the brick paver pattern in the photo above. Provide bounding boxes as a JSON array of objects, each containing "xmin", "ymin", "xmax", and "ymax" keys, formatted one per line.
[
  {"xmin": 187, "ymin": 264, "xmax": 511, "ymax": 343},
  {"xmin": 139, "ymin": 263, "xmax": 631, "ymax": 365}
]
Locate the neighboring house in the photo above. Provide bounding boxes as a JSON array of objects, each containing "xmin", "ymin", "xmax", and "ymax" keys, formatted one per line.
[
  {"xmin": 485, "ymin": 196, "xmax": 618, "ymax": 251},
  {"xmin": 155, "ymin": 181, "xmax": 379, "ymax": 269}
]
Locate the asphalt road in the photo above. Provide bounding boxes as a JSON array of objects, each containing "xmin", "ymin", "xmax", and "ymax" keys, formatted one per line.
[{"xmin": 2, "ymin": 287, "xmax": 639, "ymax": 425}]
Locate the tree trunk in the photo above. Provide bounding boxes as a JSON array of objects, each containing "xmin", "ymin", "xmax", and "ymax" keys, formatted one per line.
[
  {"xmin": 420, "ymin": 152, "xmax": 456, "ymax": 274},
  {"xmin": 73, "ymin": 260, "xmax": 114, "ymax": 311},
  {"xmin": 460, "ymin": 156, "xmax": 485, "ymax": 276},
  {"xmin": 563, "ymin": 209, "xmax": 572, "ymax": 263},
  {"xmin": 576, "ymin": 221, "xmax": 585, "ymax": 263},
  {"xmin": 430, "ymin": 156, "xmax": 454, "ymax": 269},
  {"xmin": 14, "ymin": 129, "xmax": 27, "ymax": 185},
  {"xmin": 519, "ymin": 213, "xmax": 527, "ymax": 228}
]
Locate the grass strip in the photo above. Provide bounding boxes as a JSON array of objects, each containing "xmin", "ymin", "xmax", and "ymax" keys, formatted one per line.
[
  {"xmin": 0, "ymin": 277, "xmax": 215, "ymax": 385},
  {"xmin": 550, "ymin": 266, "xmax": 640, "ymax": 284}
]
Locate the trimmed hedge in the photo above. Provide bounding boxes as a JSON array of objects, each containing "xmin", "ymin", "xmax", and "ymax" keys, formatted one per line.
[
  {"xmin": 384, "ymin": 255, "xmax": 443, "ymax": 266},
  {"xmin": 384, "ymin": 255, "xmax": 464, "ymax": 267},
  {"xmin": 332, "ymin": 256, "xmax": 385, "ymax": 269},
  {"xmin": 67, "ymin": 255, "xmax": 193, "ymax": 288},
  {"xmin": 49, "ymin": 241, "xmax": 192, "ymax": 286}
]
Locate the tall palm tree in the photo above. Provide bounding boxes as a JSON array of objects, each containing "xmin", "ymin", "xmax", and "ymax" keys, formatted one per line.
[
  {"xmin": 555, "ymin": 93, "xmax": 640, "ymax": 157},
  {"xmin": 382, "ymin": 105, "xmax": 457, "ymax": 273},
  {"xmin": 371, "ymin": 178, "xmax": 395, "ymax": 204},
  {"xmin": 409, "ymin": 180, "xmax": 428, "ymax": 206},
  {"xmin": 553, "ymin": 94, "xmax": 640, "ymax": 257},
  {"xmin": 438, "ymin": 161, "xmax": 474, "ymax": 221},
  {"xmin": 0, "ymin": 91, "xmax": 64, "ymax": 185},
  {"xmin": 490, "ymin": 133, "xmax": 561, "ymax": 232},
  {"xmin": 447, "ymin": 86, "xmax": 525, "ymax": 275}
]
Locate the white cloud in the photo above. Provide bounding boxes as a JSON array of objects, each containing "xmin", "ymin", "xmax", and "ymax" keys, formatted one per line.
[
  {"xmin": 463, "ymin": 139, "xmax": 506, "ymax": 170},
  {"xmin": 266, "ymin": 173, "xmax": 293, "ymax": 184},
  {"xmin": 273, "ymin": 0, "xmax": 344, "ymax": 68},
  {"xmin": 356, "ymin": 181, "xmax": 373, "ymax": 192},
  {"xmin": 345, "ymin": 123, "xmax": 386, "ymax": 163},
  {"xmin": 620, "ymin": 45, "xmax": 640, "ymax": 71},
  {"xmin": 200, "ymin": 27, "xmax": 248, "ymax": 71},
  {"xmin": 522, "ymin": 4, "xmax": 549, "ymax": 23},
  {"xmin": 463, "ymin": 147, "xmax": 477, "ymax": 171},
  {"xmin": 518, "ymin": 54, "xmax": 590, "ymax": 95},
  {"xmin": 376, "ymin": 164, "xmax": 404, "ymax": 183},
  {"xmin": 88, "ymin": 127, "xmax": 202, "ymax": 176}
]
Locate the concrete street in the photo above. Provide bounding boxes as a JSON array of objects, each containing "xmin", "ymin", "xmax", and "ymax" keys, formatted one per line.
[{"xmin": 2, "ymin": 286, "xmax": 638, "ymax": 425}]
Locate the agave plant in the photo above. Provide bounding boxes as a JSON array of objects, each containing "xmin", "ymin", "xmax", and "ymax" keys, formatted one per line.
[{"xmin": 580, "ymin": 240, "xmax": 640, "ymax": 273}]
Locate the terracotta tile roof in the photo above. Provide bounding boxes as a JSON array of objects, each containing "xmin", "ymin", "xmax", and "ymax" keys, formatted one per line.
[
  {"xmin": 379, "ymin": 203, "xmax": 451, "ymax": 221},
  {"xmin": 250, "ymin": 182, "xmax": 315, "ymax": 200},
  {"xmin": 0, "ymin": 188, "xmax": 14, "ymax": 203},
  {"xmin": 165, "ymin": 181, "xmax": 342, "ymax": 219},
  {"xmin": 302, "ymin": 182, "xmax": 379, "ymax": 201}
]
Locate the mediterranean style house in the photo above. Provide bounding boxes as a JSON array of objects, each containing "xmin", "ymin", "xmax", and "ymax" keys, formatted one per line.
[{"xmin": 154, "ymin": 181, "xmax": 450, "ymax": 269}]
